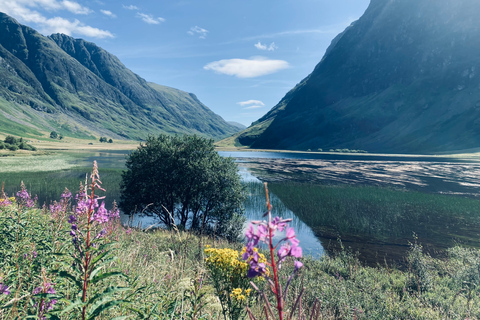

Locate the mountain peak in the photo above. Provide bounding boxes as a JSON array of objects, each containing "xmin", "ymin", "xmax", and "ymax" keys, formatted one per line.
[{"xmin": 0, "ymin": 12, "xmax": 239, "ymax": 140}]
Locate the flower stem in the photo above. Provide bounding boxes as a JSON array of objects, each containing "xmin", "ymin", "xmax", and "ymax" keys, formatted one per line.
[{"xmin": 264, "ymin": 183, "xmax": 283, "ymax": 320}]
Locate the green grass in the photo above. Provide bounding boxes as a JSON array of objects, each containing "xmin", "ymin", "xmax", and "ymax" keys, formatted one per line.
[
  {"xmin": 0, "ymin": 153, "xmax": 78, "ymax": 173},
  {"xmin": 4, "ymin": 202, "xmax": 480, "ymax": 319}
]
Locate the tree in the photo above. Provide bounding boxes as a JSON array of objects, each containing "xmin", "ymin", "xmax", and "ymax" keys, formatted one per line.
[
  {"xmin": 99, "ymin": 137, "xmax": 107, "ymax": 143},
  {"xmin": 108, "ymin": 139, "xmax": 113, "ymax": 143},
  {"xmin": 50, "ymin": 131, "xmax": 58, "ymax": 139},
  {"xmin": 4, "ymin": 136, "xmax": 18, "ymax": 145},
  {"xmin": 120, "ymin": 135, "xmax": 245, "ymax": 240}
]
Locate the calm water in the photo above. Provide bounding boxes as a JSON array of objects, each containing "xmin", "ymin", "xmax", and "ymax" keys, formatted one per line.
[{"xmin": 2, "ymin": 149, "xmax": 480, "ymax": 264}]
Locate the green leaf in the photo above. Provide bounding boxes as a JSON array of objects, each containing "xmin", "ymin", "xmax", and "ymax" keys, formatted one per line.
[
  {"xmin": 87, "ymin": 299, "xmax": 130, "ymax": 319},
  {"xmin": 91, "ymin": 271, "xmax": 126, "ymax": 285},
  {"xmin": 57, "ymin": 270, "xmax": 83, "ymax": 290}
]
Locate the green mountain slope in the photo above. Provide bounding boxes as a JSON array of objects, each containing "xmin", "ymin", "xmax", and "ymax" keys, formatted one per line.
[
  {"xmin": 233, "ymin": 0, "xmax": 480, "ymax": 154},
  {"xmin": 0, "ymin": 12, "xmax": 238, "ymax": 140}
]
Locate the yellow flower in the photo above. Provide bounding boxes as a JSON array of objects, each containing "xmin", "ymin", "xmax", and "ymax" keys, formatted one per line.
[{"xmin": 230, "ymin": 288, "xmax": 247, "ymax": 301}]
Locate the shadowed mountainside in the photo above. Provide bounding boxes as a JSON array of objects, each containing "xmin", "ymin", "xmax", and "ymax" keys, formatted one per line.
[{"xmin": 231, "ymin": 0, "xmax": 480, "ymax": 154}]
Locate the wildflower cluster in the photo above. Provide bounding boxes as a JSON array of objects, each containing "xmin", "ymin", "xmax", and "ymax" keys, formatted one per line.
[
  {"xmin": 205, "ymin": 246, "xmax": 249, "ymax": 276},
  {"xmin": 16, "ymin": 181, "xmax": 36, "ymax": 208},
  {"xmin": 53, "ymin": 161, "xmax": 128, "ymax": 320},
  {"xmin": 32, "ymin": 279, "xmax": 57, "ymax": 320},
  {"xmin": 229, "ymin": 287, "xmax": 252, "ymax": 302},
  {"xmin": 0, "ymin": 183, "xmax": 14, "ymax": 208},
  {"xmin": 204, "ymin": 245, "xmax": 259, "ymax": 320}
]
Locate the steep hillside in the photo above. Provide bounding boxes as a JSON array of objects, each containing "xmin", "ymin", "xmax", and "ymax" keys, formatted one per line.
[
  {"xmin": 0, "ymin": 12, "xmax": 238, "ymax": 140},
  {"xmin": 233, "ymin": 0, "xmax": 480, "ymax": 154}
]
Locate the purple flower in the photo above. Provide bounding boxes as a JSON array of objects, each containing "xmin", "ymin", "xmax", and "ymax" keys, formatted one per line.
[
  {"xmin": 93, "ymin": 202, "xmax": 109, "ymax": 223},
  {"xmin": 0, "ymin": 283, "xmax": 10, "ymax": 295},
  {"xmin": 294, "ymin": 260, "xmax": 303, "ymax": 272},
  {"xmin": 50, "ymin": 202, "xmax": 62, "ymax": 214},
  {"xmin": 61, "ymin": 188, "xmax": 72, "ymax": 199},
  {"xmin": 68, "ymin": 215, "xmax": 77, "ymax": 224}
]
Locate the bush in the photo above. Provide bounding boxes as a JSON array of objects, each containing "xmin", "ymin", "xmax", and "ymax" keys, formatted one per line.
[
  {"xmin": 120, "ymin": 134, "xmax": 245, "ymax": 240},
  {"xmin": 49, "ymin": 131, "xmax": 58, "ymax": 139},
  {"xmin": 6, "ymin": 144, "xmax": 18, "ymax": 151},
  {"xmin": 4, "ymin": 136, "xmax": 17, "ymax": 145}
]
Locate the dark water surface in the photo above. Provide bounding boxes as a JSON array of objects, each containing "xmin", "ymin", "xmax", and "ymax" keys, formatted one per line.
[{"xmin": 3, "ymin": 150, "xmax": 480, "ymax": 265}]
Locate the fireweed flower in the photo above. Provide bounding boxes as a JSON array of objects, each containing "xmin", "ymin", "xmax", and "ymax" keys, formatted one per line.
[
  {"xmin": 0, "ymin": 283, "xmax": 10, "ymax": 295},
  {"xmin": 243, "ymin": 183, "xmax": 303, "ymax": 320},
  {"xmin": 33, "ymin": 283, "xmax": 57, "ymax": 320},
  {"xmin": 243, "ymin": 217, "xmax": 302, "ymax": 277}
]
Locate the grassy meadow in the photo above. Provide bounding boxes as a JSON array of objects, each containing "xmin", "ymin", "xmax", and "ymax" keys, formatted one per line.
[{"xmin": 3, "ymin": 196, "xmax": 480, "ymax": 319}]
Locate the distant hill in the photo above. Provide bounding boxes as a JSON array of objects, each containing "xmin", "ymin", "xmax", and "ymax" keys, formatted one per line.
[
  {"xmin": 231, "ymin": 0, "xmax": 480, "ymax": 154},
  {"xmin": 227, "ymin": 121, "xmax": 247, "ymax": 131},
  {"xmin": 0, "ymin": 12, "xmax": 238, "ymax": 140}
]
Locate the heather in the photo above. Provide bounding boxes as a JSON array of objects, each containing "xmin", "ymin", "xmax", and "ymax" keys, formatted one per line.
[{"xmin": 3, "ymin": 167, "xmax": 480, "ymax": 319}]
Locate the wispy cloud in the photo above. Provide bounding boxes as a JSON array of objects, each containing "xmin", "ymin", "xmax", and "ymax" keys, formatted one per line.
[
  {"xmin": 100, "ymin": 9, "xmax": 116, "ymax": 18},
  {"xmin": 62, "ymin": 0, "xmax": 92, "ymax": 14},
  {"xmin": 238, "ymin": 100, "xmax": 265, "ymax": 107},
  {"xmin": 254, "ymin": 41, "xmax": 277, "ymax": 51},
  {"xmin": 136, "ymin": 12, "xmax": 165, "ymax": 24},
  {"xmin": 0, "ymin": 0, "xmax": 114, "ymax": 38},
  {"xmin": 188, "ymin": 26, "xmax": 208, "ymax": 39},
  {"xmin": 122, "ymin": 4, "xmax": 138, "ymax": 10},
  {"xmin": 204, "ymin": 56, "xmax": 289, "ymax": 78}
]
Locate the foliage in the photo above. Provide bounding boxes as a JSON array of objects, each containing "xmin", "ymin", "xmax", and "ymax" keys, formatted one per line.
[
  {"xmin": 99, "ymin": 137, "xmax": 108, "ymax": 143},
  {"xmin": 1, "ymin": 136, "xmax": 36, "ymax": 151},
  {"xmin": 120, "ymin": 134, "xmax": 245, "ymax": 240},
  {"xmin": 50, "ymin": 131, "xmax": 58, "ymax": 139}
]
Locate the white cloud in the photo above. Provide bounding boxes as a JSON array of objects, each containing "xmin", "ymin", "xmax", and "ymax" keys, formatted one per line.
[
  {"xmin": 243, "ymin": 105, "xmax": 264, "ymax": 110},
  {"xmin": 238, "ymin": 100, "xmax": 265, "ymax": 107},
  {"xmin": 61, "ymin": 0, "xmax": 91, "ymax": 14},
  {"xmin": 122, "ymin": 4, "xmax": 138, "ymax": 10},
  {"xmin": 0, "ymin": 0, "xmax": 114, "ymax": 38},
  {"xmin": 100, "ymin": 9, "xmax": 116, "ymax": 18},
  {"xmin": 136, "ymin": 12, "xmax": 165, "ymax": 24},
  {"xmin": 254, "ymin": 41, "xmax": 277, "ymax": 51},
  {"xmin": 204, "ymin": 57, "xmax": 289, "ymax": 78},
  {"xmin": 188, "ymin": 26, "xmax": 208, "ymax": 39}
]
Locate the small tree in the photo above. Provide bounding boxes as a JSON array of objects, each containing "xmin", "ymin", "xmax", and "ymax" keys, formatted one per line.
[
  {"xmin": 99, "ymin": 137, "xmax": 107, "ymax": 143},
  {"xmin": 50, "ymin": 131, "xmax": 58, "ymax": 139},
  {"xmin": 4, "ymin": 136, "xmax": 18, "ymax": 145},
  {"xmin": 108, "ymin": 139, "xmax": 113, "ymax": 143},
  {"xmin": 120, "ymin": 135, "xmax": 245, "ymax": 240}
]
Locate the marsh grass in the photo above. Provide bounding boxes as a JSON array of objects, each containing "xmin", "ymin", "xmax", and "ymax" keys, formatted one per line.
[
  {"xmin": 268, "ymin": 182, "xmax": 480, "ymax": 265},
  {"xmin": 0, "ymin": 153, "xmax": 78, "ymax": 173},
  {"xmin": 0, "ymin": 168, "xmax": 123, "ymax": 209}
]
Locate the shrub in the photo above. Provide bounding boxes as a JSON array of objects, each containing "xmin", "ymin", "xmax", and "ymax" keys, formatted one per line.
[
  {"xmin": 6, "ymin": 144, "xmax": 18, "ymax": 151},
  {"xmin": 49, "ymin": 131, "xmax": 58, "ymax": 139},
  {"xmin": 4, "ymin": 136, "xmax": 17, "ymax": 145},
  {"xmin": 120, "ymin": 134, "xmax": 245, "ymax": 240}
]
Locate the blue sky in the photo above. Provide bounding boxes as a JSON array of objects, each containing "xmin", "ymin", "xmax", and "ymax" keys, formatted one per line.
[{"xmin": 0, "ymin": 0, "xmax": 370, "ymax": 126}]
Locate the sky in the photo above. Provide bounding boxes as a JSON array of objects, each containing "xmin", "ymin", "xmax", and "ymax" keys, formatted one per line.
[{"xmin": 0, "ymin": 0, "xmax": 370, "ymax": 126}]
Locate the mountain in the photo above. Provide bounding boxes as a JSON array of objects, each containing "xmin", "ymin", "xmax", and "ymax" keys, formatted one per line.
[
  {"xmin": 226, "ymin": 121, "xmax": 247, "ymax": 131},
  {"xmin": 232, "ymin": 0, "xmax": 480, "ymax": 154},
  {"xmin": 0, "ymin": 12, "xmax": 238, "ymax": 140}
]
